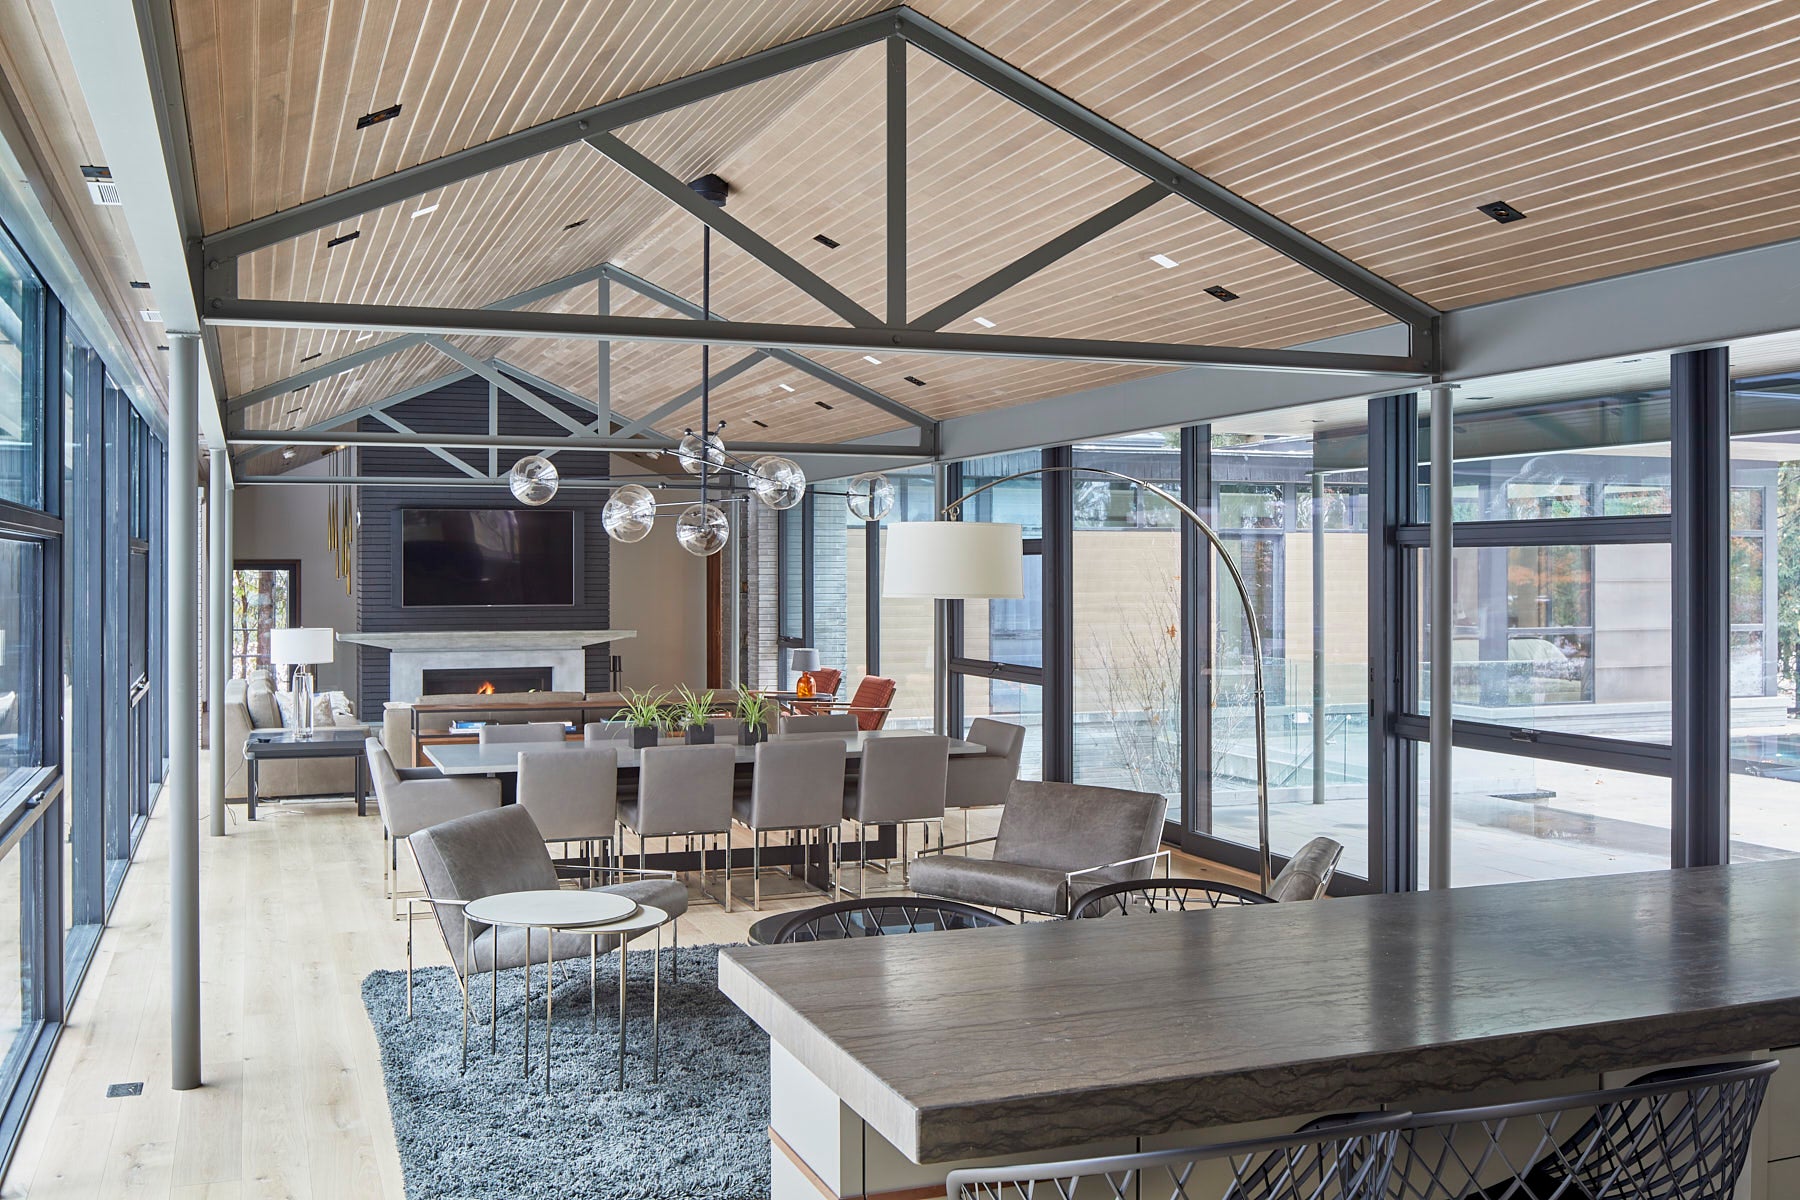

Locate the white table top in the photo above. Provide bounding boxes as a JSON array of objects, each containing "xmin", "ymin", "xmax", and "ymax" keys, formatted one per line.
[
  {"xmin": 463, "ymin": 889, "xmax": 637, "ymax": 930},
  {"xmin": 424, "ymin": 728, "xmax": 986, "ymax": 776}
]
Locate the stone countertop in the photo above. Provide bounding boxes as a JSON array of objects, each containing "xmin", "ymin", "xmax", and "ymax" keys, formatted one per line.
[
  {"xmin": 337, "ymin": 630, "xmax": 636, "ymax": 651},
  {"xmin": 718, "ymin": 858, "xmax": 1800, "ymax": 1164}
]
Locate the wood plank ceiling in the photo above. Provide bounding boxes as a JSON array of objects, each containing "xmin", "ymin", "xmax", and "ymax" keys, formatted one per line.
[{"xmin": 171, "ymin": 0, "xmax": 1800, "ymax": 448}]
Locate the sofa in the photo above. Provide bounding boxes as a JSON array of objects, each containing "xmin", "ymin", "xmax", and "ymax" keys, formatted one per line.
[
  {"xmin": 381, "ymin": 692, "xmax": 625, "ymax": 765},
  {"xmin": 222, "ymin": 673, "xmax": 364, "ymax": 801}
]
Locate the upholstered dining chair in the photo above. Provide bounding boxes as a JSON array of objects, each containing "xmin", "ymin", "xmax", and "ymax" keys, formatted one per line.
[
  {"xmin": 516, "ymin": 746, "xmax": 619, "ymax": 882},
  {"xmin": 842, "ymin": 734, "xmax": 950, "ymax": 896},
  {"xmin": 910, "ymin": 780, "xmax": 1169, "ymax": 919},
  {"xmin": 618, "ymin": 743, "xmax": 738, "ymax": 911},
  {"xmin": 944, "ymin": 718, "xmax": 1025, "ymax": 844},
  {"xmin": 583, "ymin": 722, "xmax": 631, "ymax": 743},
  {"xmin": 477, "ymin": 721, "xmax": 567, "ymax": 745},
  {"xmin": 1266, "ymin": 836, "xmax": 1343, "ymax": 901},
  {"xmin": 365, "ymin": 737, "xmax": 501, "ymax": 919},
  {"xmin": 779, "ymin": 712, "xmax": 860, "ymax": 736},
  {"xmin": 731, "ymin": 736, "xmax": 848, "ymax": 908},
  {"xmin": 405, "ymin": 805, "xmax": 689, "ymax": 1014}
]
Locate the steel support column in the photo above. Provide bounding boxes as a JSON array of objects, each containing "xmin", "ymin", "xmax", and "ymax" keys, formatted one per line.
[
  {"xmin": 206, "ymin": 448, "xmax": 230, "ymax": 837},
  {"xmin": 167, "ymin": 333, "xmax": 201, "ymax": 1090},
  {"xmin": 1427, "ymin": 384, "xmax": 1454, "ymax": 890}
]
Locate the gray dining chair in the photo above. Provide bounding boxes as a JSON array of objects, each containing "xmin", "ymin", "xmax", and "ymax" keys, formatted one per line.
[
  {"xmin": 516, "ymin": 746, "xmax": 619, "ymax": 882},
  {"xmin": 780, "ymin": 712, "xmax": 859, "ymax": 736},
  {"xmin": 944, "ymin": 718, "xmax": 1025, "ymax": 846},
  {"xmin": 618, "ymin": 743, "xmax": 739, "ymax": 911},
  {"xmin": 583, "ymin": 722, "xmax": 631, "ymax": 743},
  {"xmin": 1267, "ymin": 836, "xmax": 1343, "ymax": 901},
  {"xmin": 732, "ymin": 736, "xmax": 848, "ymax": 908},
  {"xmin": 477, "ymin": 721, "xmax": 567, "ymax": 745},
  {"xmin": 843, "ymin": 734, "xmax": 950, "ymax": 896},
  {"xmin": 366, "ymin": 737, "xmax": 502, "ymax": 919},
  {"xmin": 708, "ymin": 716, "xmax": 743, "ymax": 741}
]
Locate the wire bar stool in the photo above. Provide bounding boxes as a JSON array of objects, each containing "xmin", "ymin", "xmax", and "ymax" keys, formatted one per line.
[
  {"xmin": 767, "ymin": 897, "xmax": 1012, "ymax": 944},
  {"xmin": 946, "ymin": 1114, "xmax": 1407, "ymax": 1200},
  {"xmin": 1387, "ymin": 1059, "xmax": 1776, "ymax": 1200},
  {"xmin": 1069, "ymin": 877, "xmax": 1276, "ymax": 920}
]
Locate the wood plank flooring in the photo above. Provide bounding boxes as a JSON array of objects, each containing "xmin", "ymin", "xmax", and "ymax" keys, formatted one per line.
[{"xmin": 2, "ymin": 762, "xmax": 1252, "ymax": 1198}]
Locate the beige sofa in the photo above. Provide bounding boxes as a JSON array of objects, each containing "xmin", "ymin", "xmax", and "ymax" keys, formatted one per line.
[
  {"xmin": 223, "ymin": 674, "xmax": 363, "ymax": 800},
  {"xmin": 382, "ymin": 692, "xmax": 611, "ymax": 766}
]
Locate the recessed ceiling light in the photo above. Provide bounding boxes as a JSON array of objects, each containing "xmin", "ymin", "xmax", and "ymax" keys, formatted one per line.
[
  {"xmin": 777, "ymin": 383, "xmax": 795, "ymax": 393},
  {"xmin": 410, "ymin": 203, "xmax": 438, "ymax": 219},
  {"xmin": 562, "ymin": 218, "xmax": 587, "ymax": 231},
  {"xmin": 138, "ymin": 308, "xmax": 161, "ymax": 323},
  {"xmin": 750, "ymin": 419, "xmax": 769, "ymax": 429},
  {"xmin": 1205, "ymin": 285, "xmax": 1240, "ymax": 302},
  {"xmin": 1149, "ymin": 253, "xmax": 1179, "ymax": 269},
  {"xmin": 355, "ymin": 104, "xmax": 403, "ymax": 130},
  {"xmin": 814, "ymin": 400, "xmax": 834, "ymax": 410},
  {"xmin": 973, "ymin": 316, "xmax": 996, "ymax": 328},
  {"xmin": 81, "ymin": 165, "xmax": 120, "ymax": 206},
  {"xmin": 903, "ymin": 375, "xmax": 926, "ymax": 387},
  {"xmin": 128, "ymin": 280, "xmax": 150, "ymax": 290},
  {"xmin": 862, "ymin": 355, "xmax": 882, "ymax": 365},
  {"xmin": 156, "ymin": 344, "xmax": 169, "ymax": 351},
  {"xmin": 326, "ymin": 230, "xmax": 360, "ymax": 249},
  {"xmin": 1477, "ymin": 199, "xmax": 1527, "ymax": 224},
  {"xmin": 813, "ymin": 234, "xmax": 840, "ymax": 249}
]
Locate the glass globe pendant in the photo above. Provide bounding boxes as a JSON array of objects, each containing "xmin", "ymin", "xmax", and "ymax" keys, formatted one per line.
[
  {"xmin": 677, "ymin": 430, "xmax": 726, "ymax": 475},
  {"xmin": 846, "ymin": 471, "xmax": 896, "ymax": 522},
  {"xmin": 750, "ymin": 455, "xmax": 807, "ymax": 510},
  {"xmin": 601, "ymin": 483, "xmax": 657, "ymax": 543},
  {"xmin": 675, "ymin": 502, "xmax": 730, "ymax": 557},
  {"xmin": 508, "ymin": 454, "xmax": 559, "ymax": 506}
]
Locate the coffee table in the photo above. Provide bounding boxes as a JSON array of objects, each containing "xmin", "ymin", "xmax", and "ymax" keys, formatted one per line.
[
  {"xmin": 241, "ymin": 726, "xmax": 373, "ymax": 820},
  {"xmin": 461, "ymin": 889, "xmax": 668, "ymax": 1090}
]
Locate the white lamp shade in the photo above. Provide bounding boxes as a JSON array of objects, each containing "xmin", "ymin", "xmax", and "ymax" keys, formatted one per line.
[
  {"xmin": 269, "ymin": 626, "xmax": 336, "ymax": 665},
  {"xmin": 882, "ymin": 522, "xmax": 1024, "ymax": 600},
  {"xmin": 789, "ymin": 647, "xmax": 822, "ymax": 672}
]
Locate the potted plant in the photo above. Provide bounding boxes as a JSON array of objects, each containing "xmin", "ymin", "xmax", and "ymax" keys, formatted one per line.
[
  {"xmin": 735, "ymin": 687, "xmax": 775, "ymax": 745},
  {"xmin": 674, "ymin": 685, "xmax": 717, "ymax": 745},
  {"xmin": 615, "ymin": 688, "xmax": 668, "ymax": 749}
]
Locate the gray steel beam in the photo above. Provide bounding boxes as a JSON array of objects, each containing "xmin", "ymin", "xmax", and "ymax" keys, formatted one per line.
[
  {"xmin": 200, "ymin": 12, "xmax": 893, "ymax": 262},
  {"xmin": 166, "ymin": 332, "xmax": 201, "ymax": 1091},
  {"xmin": 609, "ymin": 351, "xmax": 769, "ymax": 440},
  {"xmin": 892, "ymin": 9, "xmax": 1439, "ymax": 336},
  {"xmin": 287, "ymin": 367, "xmax": 476, "ymax": 434},
  {"xmin": 423, "ymin": 337, "xmax": 595, "ymax": 436},
  {"xmin": 908, "ymin": 183, "xmax": 1166, "ymax": 331},
  {"xmin": 369, "ymin": 410, "xmax": 486, "ymax": 477},
  {"xmin": 587, "ymin": 132, "xmax": 880, "ymax": 329},
  {"xmin": 602, "ymin": 265, "xmax": 934, "ymax": 430},
  {"xmin": 1427, "ymin": 384, "xmax": 1453, "ymax": 890},
  {"xmin": 206, "ymin": 448, "xmax": 229, "ymax": 838},
  {"xmin": 206, "ymin": 298, "xmax": 1425, "ymax": 375},
  {"xmin": 236, "ymin": 474, "xmax": 734, "ymax": 489},
  {"xmin": 887, "ymin": 35, "xmax": 906, "ymax": 326},
  {"xmin": 229, "ymin": 427, "xmax": 936, "ymax": 458},
  {"xmin": 491, "ymin": 361, "xmax": 628, "ymax": 430},
  {"xmin": 224, "ymin": 264, "xmax": 609, "ymax": 415}
]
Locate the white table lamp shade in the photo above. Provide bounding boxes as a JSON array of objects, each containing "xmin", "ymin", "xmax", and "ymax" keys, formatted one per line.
[
  {"xmin": 789, "ymin": 647, "xmax": 821, "ymax": 673},
  {"xmin": 882, "ymin": 522, "xmax": 1024, "ymax": 600},
  {"xmin": 269, "ymin": 626, "xmax": 335, "ymax": 666}
]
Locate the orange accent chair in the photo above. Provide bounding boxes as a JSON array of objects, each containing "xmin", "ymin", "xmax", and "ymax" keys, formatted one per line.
[{"xmin": 842, "ymin": 676, "xmax": 897, "ymax": 731}]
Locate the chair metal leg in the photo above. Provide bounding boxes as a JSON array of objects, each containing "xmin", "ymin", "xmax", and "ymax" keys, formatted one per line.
[
  {"xmin": 723, "ymin": 833, "xmax": 733, "ymax": 913},
  {"xmin": 544, "ymin": 934, "xmax": 554, "ymax": 1092},
  {"xmin": 652, "ymin": 925, "xmax": 661, "ymax": 1083},
  {"xmin": 753, "ymin": 831, "xmax": 762, "ymax": 911},
  {"xmin": 405, "ymin": 900, "xmax": 414, "ymax": 1019},
  {"xmin": 590, "ymin": 936, "xmax": 597, "ymax": 1032},
  {"xmin": 616, "ymin": 934, "xmax": 628, "ymax": 1089},
  {"xmin": 460, "ymin": 919, "xmax": 470, "ymax": 1074},
  {"xmin": 670, "ymin": 918, "xmax": 678, "ymax": 984}
]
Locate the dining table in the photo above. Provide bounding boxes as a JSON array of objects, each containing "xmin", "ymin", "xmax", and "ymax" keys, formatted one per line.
[{"xmin": 424, "ymin": 729, "xmax": 987, "ymax": 881}]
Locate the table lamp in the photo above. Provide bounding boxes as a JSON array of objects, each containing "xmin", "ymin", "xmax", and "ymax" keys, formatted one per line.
[
  {"xmin": 789, "ymin": 647, "xmax": 821, "ymax": 696},
  {"xmin": 269, "ymin": 627, "xmax": 335, "ymax": 739}
]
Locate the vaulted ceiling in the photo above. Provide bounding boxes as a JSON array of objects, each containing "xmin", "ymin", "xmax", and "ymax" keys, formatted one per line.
[{"xmin": 168, "ymin": 0, "xmax": 1800, "ymax": 447}]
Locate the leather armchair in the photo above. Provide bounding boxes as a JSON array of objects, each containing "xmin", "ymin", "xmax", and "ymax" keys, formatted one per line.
[
  {"xmin": 910, "ymin": 780, "xmax": 1169, "ymax": 918},
  {"xmin": 1266, "ymin": 836, "xmax": 1343, "ymax": 901}
]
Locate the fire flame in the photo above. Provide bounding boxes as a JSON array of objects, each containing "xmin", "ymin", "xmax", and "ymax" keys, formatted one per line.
[{"xmin": 476, "ymin": 681, "xmax": 496, "ymax": 695}]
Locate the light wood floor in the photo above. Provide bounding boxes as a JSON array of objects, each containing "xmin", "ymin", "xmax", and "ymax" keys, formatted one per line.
[{"xmin": 2, "ymin": 769, "xmax": 1254, "ymax": 1198}]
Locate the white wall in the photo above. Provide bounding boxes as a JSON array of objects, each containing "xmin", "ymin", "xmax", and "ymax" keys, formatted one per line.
[
  {"xmin": 609, "ymin": 520, "xmax": 706, "ymax": 691},
  {"xmin": 231, "ymin": 462, "xmax": 360, "ymax": 698}
]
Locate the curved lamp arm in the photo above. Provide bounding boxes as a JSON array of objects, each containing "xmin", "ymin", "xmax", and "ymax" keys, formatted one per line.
[{"xmin": 942, "ymin": 464, "xmax": 1273, "ymax": 892}]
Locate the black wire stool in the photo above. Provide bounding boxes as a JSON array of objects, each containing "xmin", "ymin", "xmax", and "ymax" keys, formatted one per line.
[
  {"xmin": 1069, "ymin": 877, "xmax": 1276, "ymax": 920},
  {"xmin": 1388, "ymin": 1059, "xmax": 1776, "ymax": 1199},
  {"xmin": 765, "ymin": 897, "xmax": 1012, "ymax": 944},
  {"xmin": 947, "ymin": 1113, "xmax": 1407, "ymax": 1200}
]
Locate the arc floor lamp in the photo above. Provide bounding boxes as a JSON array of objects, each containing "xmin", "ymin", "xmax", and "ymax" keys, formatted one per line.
[{"xmin": 882, "ymin": 466, "xmax": 1275, "ymax": 892}]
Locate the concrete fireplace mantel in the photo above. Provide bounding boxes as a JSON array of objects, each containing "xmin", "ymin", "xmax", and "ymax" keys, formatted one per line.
[
  {"xmin": 338, "ymin": 630, "xmax": 635, "ymax": 653},
  {"xmin": 339, "ymin": 630, "xmax": 636, "ymax": 701}
]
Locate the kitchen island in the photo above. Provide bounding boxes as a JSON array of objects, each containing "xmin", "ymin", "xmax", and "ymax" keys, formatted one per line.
[{"xmin": 719, "ymin": 859, "xmax": 1800, "ymax": 1198}]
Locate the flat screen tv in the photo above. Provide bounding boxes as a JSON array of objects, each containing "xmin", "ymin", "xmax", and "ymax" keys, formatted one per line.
[{"xmin": 401, "ymin": 508, "xmax": 576, "ymax": 607}]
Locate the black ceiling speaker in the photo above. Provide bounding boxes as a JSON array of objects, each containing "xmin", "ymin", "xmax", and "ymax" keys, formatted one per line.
[
  {"xmin": 687, "ymin": 174, "xmax": 730, "ymax": 208},
  {"xmin": 1477, "ymin": 200, "xmax": 1527, "ymax": 224}
]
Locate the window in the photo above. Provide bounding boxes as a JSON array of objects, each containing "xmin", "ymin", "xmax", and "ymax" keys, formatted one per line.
[
  {"xmin": 231, "ymin": 562, "xmax": 298, "ymax": 680},
  {"xmin": 0, "ymin": 241, "xmax": 43, "ymax": 510}
]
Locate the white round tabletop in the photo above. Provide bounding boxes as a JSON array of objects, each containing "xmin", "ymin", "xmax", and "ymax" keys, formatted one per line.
[
  {"xmin": 572, "ymin": 903, "xmax": 668, "ymax": 938},
  {"xmin": 464, "ymin": 889, "xmax": 638, "ymax": 930}
]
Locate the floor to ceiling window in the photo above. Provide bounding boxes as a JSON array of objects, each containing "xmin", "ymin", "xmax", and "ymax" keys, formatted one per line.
[
  {"xmin": 230, "ymin": 562, "xmax": 298, "ymax": 680},
  {"xmin": 840, "ymin": 466, "xmax": 937, "ymax": 730}
]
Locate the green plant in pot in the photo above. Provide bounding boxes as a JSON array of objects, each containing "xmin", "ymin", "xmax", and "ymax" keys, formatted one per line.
[
  {"xmin": 615, "ymin": 688, "xmax": 669, "ymax": 750},
  {"xmin": 674, "ymin": 685, "xmax": 717, "ymax": 745},
  {"xmin": 735, "ymin": 687, "xmax": 775, "ymax": 745}
]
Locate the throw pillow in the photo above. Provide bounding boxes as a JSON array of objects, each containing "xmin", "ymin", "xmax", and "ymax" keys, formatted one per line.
[
  {"xmin": 273, "ymin": 691, "xmax": 298, "ymax": 728},
  {"xmin": 311, "ymin": 695, "xmax": 336, "ymax": 728},
  {"xmin": 245, "ymin": 682, "xmax": 282, "ymax": 730}
]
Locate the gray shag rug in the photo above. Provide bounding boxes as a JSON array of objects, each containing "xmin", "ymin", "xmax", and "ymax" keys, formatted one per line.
[{"xmin": 362, "ymin": 946, "xmax": 770, "ymax": 1199}]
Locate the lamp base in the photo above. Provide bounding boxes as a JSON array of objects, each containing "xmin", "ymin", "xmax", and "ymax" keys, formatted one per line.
[{"xmin": 293, "ymin": 668, "xmax": 316, "ymax": 740}]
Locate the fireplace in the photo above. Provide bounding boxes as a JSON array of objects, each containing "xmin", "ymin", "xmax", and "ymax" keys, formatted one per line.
[{"xmin": 421, "ymin": 666, "xmax": 556, "ymax": 696}]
